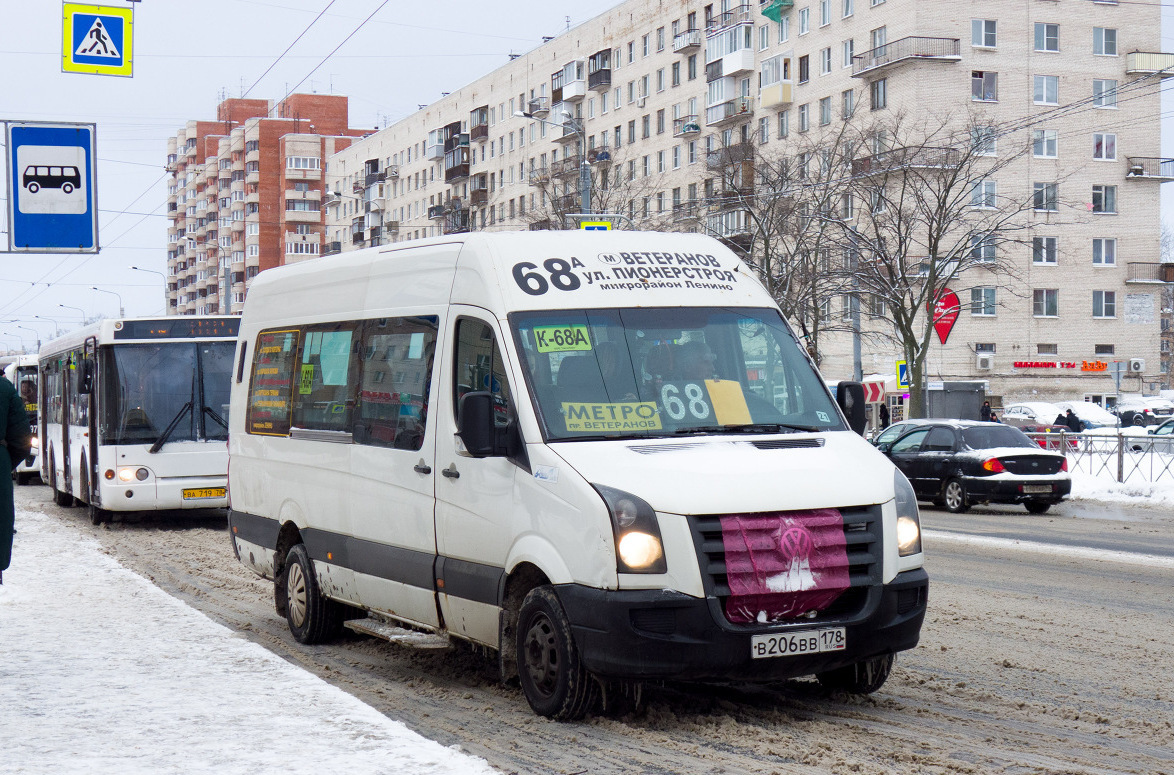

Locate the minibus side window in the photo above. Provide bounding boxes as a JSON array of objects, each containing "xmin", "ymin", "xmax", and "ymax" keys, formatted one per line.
[
  {"xmin": 292, "ymin": 323, "xmax": 358, "ymax": 432},
  {"xmin": 453, "ymin": 318, "xmax": 513, "ymax": 427},
  {"xmin": 354, "ymin": 316, "xmax": 438, "ymax": 450},
  {"xmin": 246, "ymin": 329, "xmax": 300, "ymax": 436}
]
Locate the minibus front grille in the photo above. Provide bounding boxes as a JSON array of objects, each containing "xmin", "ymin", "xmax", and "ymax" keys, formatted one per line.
[
  {"xmin": 687, "ymin": 505, "xmax": 882, "ymax": 625},
  {"xmin": 749, "ymin": 438, "xmax": 825, "ymax": 450}
]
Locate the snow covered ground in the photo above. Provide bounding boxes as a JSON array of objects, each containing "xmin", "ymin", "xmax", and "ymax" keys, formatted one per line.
[{"xmin": 0, "ymin": 503, "xmax": 496, "ymax": 775}]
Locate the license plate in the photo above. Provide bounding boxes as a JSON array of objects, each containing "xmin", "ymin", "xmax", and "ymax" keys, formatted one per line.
[
  {"xmin": 751, "ymin": 627, "xmax": 846, "ymax": 659},
  {"xmin": 1022, "ymin": 484, "xmax": 1052, "ymax": 494},
  {"xmin": 182, "ymin": 487, "xmax": 226, "ymax": 500}
]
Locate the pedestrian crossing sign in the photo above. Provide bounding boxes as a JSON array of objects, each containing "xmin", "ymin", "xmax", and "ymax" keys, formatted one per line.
[
  {"xmin": 580, "ymin": 221, "xmax": 612, "ymax": 231},
  {"xmin": 62, "ymin": 3, "xmax": 134, "ymax": 77},
  {"xmin": 896, "ymin": 360, "xmax": 910, "ymax": 388}
]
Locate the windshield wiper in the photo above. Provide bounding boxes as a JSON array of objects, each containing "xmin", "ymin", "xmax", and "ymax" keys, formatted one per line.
[
  {"xmin": 672, "ymin": 423, "xmax": 819, "ymax": 435},
  {"xmin": 149, "ymin": 401, "xmax": 193, "ymax": 454},
  {"xmin": 202, "ymin": 405, "xmax": 228, "ymax": 431}
]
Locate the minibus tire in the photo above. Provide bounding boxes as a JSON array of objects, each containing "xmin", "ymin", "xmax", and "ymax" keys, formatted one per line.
[
  {"xmin": 816, "ymin": 653, "xmax": 894, "ymax": 694},
  {"xmin": 283, "ymin": 544, "xmax": 343, "ymax": 644},
  {"xmin": 516, "ymin": 586, "xmax": 598, "ymax": 720}
]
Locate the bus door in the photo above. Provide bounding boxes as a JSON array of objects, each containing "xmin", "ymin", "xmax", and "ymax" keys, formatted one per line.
[{"xmin": 83, "ymin": 337, "xmax": 98, "ymax": 503}]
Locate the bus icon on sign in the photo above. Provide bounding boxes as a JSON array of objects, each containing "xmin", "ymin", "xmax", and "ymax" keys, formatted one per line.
[{"xmin": 24, "ymin": 165, "xmax": 82, "ymax": 194}]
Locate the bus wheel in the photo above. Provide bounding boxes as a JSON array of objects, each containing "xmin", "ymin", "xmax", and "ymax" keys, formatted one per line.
[
  {"xmin": 50, "ymin": 456, "xmax": 73, "ymax": 508},
  {"xmin": 817, "ymin": 653, "xmax": 895, "ymax": 695},
  {"xmin": 15, "ymin": 472, "xmax": 30, "ymax": 486},
  {"xmin": 516, "ymin": 586, "xmax": 598, "ymax": 720},
  {"xmin": 282, "ymin": 544, "xmax": 343, "ymax": 644}
]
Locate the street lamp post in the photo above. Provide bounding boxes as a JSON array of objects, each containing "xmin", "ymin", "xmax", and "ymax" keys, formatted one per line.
[
  {"xmin": 515, "ymin": 109, "xmax": 592, "ymax": 221},
  {"xmin": 14, "ymin": 325, "xmax": 41, "ymax": 350},
  {"xmin": 2, "ymin": 332, "xmax": 27, "ymax": 353},
  {"xmin": 33, "ymin": 316, "xmax": 64, "ymax": 337},
  {"xmin": 58, "ymin": 304, "xmax": 87, "ymax": 322},
  {"xmin": 130, "ymin": 265, "xmax": 168, "ymax": 314},
  {"xmin": 92, "ymin": 287, "xmax": 125, "ymax": 317}
]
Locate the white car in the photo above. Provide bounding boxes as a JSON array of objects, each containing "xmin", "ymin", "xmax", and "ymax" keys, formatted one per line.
[
  {"xmin": 1053, "ymin": 400, "xmax": 1119, "ymax": 430},
  {"xmin": 1000, "ymin": 401, "xmax": 1064, "ymax": 429}
]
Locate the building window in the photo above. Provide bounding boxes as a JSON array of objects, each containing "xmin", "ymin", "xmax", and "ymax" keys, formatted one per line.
[
  {"xmin": 798, "ymin": 55, "xmax": 810, "ymax": 83},
  {"xmin": 778, "ymin": 15, "xmax": 790, "ymax": 43},
  {"xmin": 972, "ymin": 126, "xmax": 997, "ymax": 156},
  {"xmin": 971, "ymin": 19, "xmax": 997, "ymax": 48},
  {"xmin": 819, "ymin": 97, "xmax": 832, "ymax": 125},
  {"xmin": 657, "ymin": 26, "xmax": 665, "ymax": 51},
  {"xmin": 1033, "ymin": 182, "xmax": 1058, "ymax": 212},
  {"xmin": 1033, "ymin": 236, "xmax": 1058, "ymax": 264},
  {"xmin": 1034, "ymin": 23, "xmax": 1059, "ymax": 52},
  {"xmin": 1033, "ymin": 129, "xmax": 1058, "ymax": 158},
  {"xmin": 778, "ymin": 110, "xmax": 790, "ymax": 138},
  {"xmin": 672, "ymin": 61, "xmax": 681, "ymax": 87},
  {"xmin": 1037, "ymin": 344, "xmax": 1058, "ymax": 356},
  {"xmin": 286, "ymin": 156, "xmax": 321, "ymax": 170},
  {"xmin": 971, "ymin": 287, "xmax": 996, "ymax": 316},
  {"xmin": 758, "ymin": 117, "xmax": 770, "ymax": 144},
  {"xmin": 799, "ymin": 8, "xmax": 810, "ymax": 35},
  {"xmin": 971, "ymin": 179, "xmax": 997, "ymax": 209},
  {"xmin": 642, "ymin": 33, "xmax": 649, "ymax": 57},
  {"xmin": 642, "ymin": 114, "xmax": 651, "ymax": 138},
  {"xmin": 1094, "ymin": 344, "xmax": 1115, "ymax": 356},
  {"xmin": 1034, "ymin": 75, "xmax": 1058, "ymax": 105},
  {"xmin": 843, "ymin": 0, "xmax": 854, "ymax": 17},
  {"xmin": 842, "ymin": 38, "xmax": 855, "ymax": 68},
  {"xmin": 798, "ymin": 104, "xmax": 810, "ymax": 132},
  {"xmin": 970, "ymin": 235, "xmax": 996, "ymax": 263},
  {"xmin": 870, "ymin": 78, "xmax": 887, "ymax": 110},
  {"xmin": 688, "ymin": 55, "xmax": 697, "ymax": 80},
  {"xmin": 1033, "ymin": 289, "xmax": 1059, "ymax": 317},
  {"xmin": 1093, "ymin": 79, "xmax": 1117, "ymax": 108},
  {"xmin": 657, "ymin": 69, "xmax": 665, "ymax": 92},
  {"xmin": 1093, "ymin": 27, "xmax": 1117, "ymax": 56},
  {"xmin": 842, "ymin": 89, "xmax": 855, "ymax": 119},
  {"xmin": 1093, "ymin": 133, "xmax": 1117, "ymax": 161},
  {"xmin": 1092, "ymin": 238, "xmax": 1117, "ymax": 265},
  {"xmin": 1093, "ymin": 290, "xmax": 1117, "ymax": 318},
  {"xmin": 972, "ymin": 71, "xmax": 998, "ymax": 102},
  {"xmin": 1092, "ymin": 185, "xmax": 1117, "ymax": 214},
  {"xmin": 820, "ymin": 47, "xmax": 832, "ymax": 75},
  {"xmin": 820, "ymin": 0, "xmax": 831, "ymax": 25},
  {"xmin": 656, "ymin": 109, "xmax": 666, "ymax": 134}
]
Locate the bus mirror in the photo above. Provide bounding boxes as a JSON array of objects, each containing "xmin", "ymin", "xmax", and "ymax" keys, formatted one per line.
[
  {"xmin": 78, "ymin": 360, "xmax": 94, "ymax": 394},
  {"xmin": 456, "ymin": 391, "xmax": 497, "ymax": 457},
  {"xmin": 836, "ymin": 381, "xmax": 866, "ymax": 436}
]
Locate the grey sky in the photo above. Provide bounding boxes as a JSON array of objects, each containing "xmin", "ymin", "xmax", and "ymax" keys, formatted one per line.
[{"xmin": 0, "ymin": 0, "xmax": 620, "ymax": 345}]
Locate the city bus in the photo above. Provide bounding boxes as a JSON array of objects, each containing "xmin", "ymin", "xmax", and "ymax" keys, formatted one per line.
[
  {"xmin": 39, "ymin": 316, "xmax": 239, "ymax": 524},
  {"xmin": 4, "ymin": 354, "xmax": 41, "ymax": 485}
]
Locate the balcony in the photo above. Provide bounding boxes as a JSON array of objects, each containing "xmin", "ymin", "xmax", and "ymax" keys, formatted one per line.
[
  {"xmin": 760, "ymin": 0, "xmax": 794, "ymax": 23},
  {"xmin": 427, "ymin": 204, "xmax": 447, "ymax": 220},
  {"xmin": 673, "ymin": 115, "xmax": 702, "ymax": 137},
  {"xmin": 352, "ymin": 181, "xmax": 364, "ymax": 194},
  {"xmin": 323, "ymin": 241, "xmax": 342, "ymax": 256},
  {"xmin": 563, "ymin": 78, "xmax": 587, "ymax": 102},
  {"xmin": 588, "ymin": 68, "xmax": 611, "ymax": 92},
  {"xmin": 759, "ymin": 80, "xmax": 794, "ymax": 109},
  {"xmin": 588, "ymin": 49, "xmax": 611, "ymax": 92},
  {"xmin": 852, "ymin": 36, "xmax": 961, "ymax": 77},
  {"xmin": 706, "ymin": 96, "xmax": 754, "ymax": 126},
  {"xmin": 386, "ymin": 221, "xmax": 399, "ymax": 232},
  {"xmin": 528, "ymin": 166, "xmax": 551, "ymax": 185},
  {"xmin": 706, "ymin": 5, "xmax": 752, "ymax": 34},
  {"xmin": 365, "ymin": 171, "xmax": 385, "ymax": 187},
  {"xmin": 1127, "ymin": 262, "xmax": 1174, "ymax": 284},
  {"xmin": 385, "ymin": 165, "xmax": 399, "ymax": 178},
  {"xmin": 527, "ymin": 97, "xmax": 549, "ymax": 118},
  {"xmin": 426, "ymin": 142, "xmax": 444, "ymax": 161},
  {"xmin": 707, "ymin": 141, "xmax": 755, "ymax": 169},
  {"xmin": 554, "ymin": 120, "xmax": 580, "ymax": 144},
  {"xmin": 470, "ymin": 123, "xmax": 489, "ymax": 142},
  {"xmin": 470, "ymin": 188, "xmax": 488, "ymax": 207},
  {"xmin": 673, "ymin": 29, "xmax": 702, "ymax": 52},
  {"xmin": 1126, "ymin": 52, "xmax": 1174, "ymax": 76},
  {"xmin": 552, "ymin": 155, "xmax": 583, "ymax": 177},
  {"xmin": 851, "ymin": 145, "xmax": 962, "ymax": 177},
  {"xmin": 1126, "ymin": 157, "xmax": 1174, "ymax": 181}
]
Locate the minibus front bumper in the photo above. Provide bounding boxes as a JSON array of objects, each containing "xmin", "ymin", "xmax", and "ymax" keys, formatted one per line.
[{"xmin": 554, "ymin": 568, "xmax": 928, "ymax": 681}]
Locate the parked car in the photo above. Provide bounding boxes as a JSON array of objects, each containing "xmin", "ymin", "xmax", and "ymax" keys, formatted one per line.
[
  {"xmin": 1000, "ymin": 402, "xmax": 1064, "ymax": 430},
  {"xmin": 1150, "ymin": 418, "xmax": 1174, "ymax": 436},
  {"xmin": 1114, "ymin": 397, "xmax": 1174, "ymax": 427},
  {"xmin": 876, "ymin": 420, "xmax": 1070, "ymax": 515},
  {"xmin": 1053, "ymin": 400, "xmax": 1119, "ymax": 430},
  {"xmin": 869, "ymin": 419, "xmax": 924, "ymax": 447}
]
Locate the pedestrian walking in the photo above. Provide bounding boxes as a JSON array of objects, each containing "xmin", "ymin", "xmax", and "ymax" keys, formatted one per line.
[
  {"xmin": 980, "ymin": 400, "xmax": 993, "ymax": 422},
  {"xmin": 878, "ymin": 402, "xmax": 890, "ymax": 429},
  {"xmin": 1, "ymin": 374, "xmax": 33, "ymax": 584},
  {"xmin": 1064, "ymin": 409, "xmax": 1083, "ymax": 433}
]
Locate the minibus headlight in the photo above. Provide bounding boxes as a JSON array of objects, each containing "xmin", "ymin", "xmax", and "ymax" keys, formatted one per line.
[
  {"xmin": 593, "ymin": 485, "xmax": 667, "ymax": 574},
  {"xmin": 894, "ymin": 468, "xmax": 922, "ymax": 557}
]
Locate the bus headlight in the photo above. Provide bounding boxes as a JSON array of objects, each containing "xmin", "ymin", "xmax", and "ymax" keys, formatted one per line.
[
  {"xmin": 117, "ymin": 467, "xmax": 151, "ymax": 482},
  {"xmin": 894, "ymin": 468, "xmax": 923, "ymax": 557},
  {"xmin": 593, "ymin": 485, "xmax": 667, "ymax": 574},
  {"xmin": 29, "ymin": 436, "xmax": 39, "ymax": 450}
]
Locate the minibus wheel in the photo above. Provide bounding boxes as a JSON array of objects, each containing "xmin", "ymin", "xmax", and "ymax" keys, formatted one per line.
[
  {"xmin": 816, "ymin": 653, "xmax": 894, "ymax": 694},
  {"xmin": 516, "ymin": 586, "xmax": 598, "ymax": 720},
  {"xmin": 283, "ymin": 544, "xmax": 343, "ymax": 644}
]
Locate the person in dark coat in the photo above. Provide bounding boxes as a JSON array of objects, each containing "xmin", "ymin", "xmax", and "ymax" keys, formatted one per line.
[
  {"xmin": 878, "ymin": 402, "xmax": 890, "ymax": 429},
  {"xmin": 1055, "ymin": 412, "xmax": 1067, "ymax": 426},
  {"xmin": 1, "ymin": 374, "xmax": 33, "ymax": 584},
  {"xmin": 1064, "ymin": 409, "xmax": 1083, "ymax": 433},
  {"xmin": 980, "ymin": 401, "xmax": 993, "ymax": 422}
]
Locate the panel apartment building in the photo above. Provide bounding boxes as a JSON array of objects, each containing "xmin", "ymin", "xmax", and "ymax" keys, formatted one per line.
[
  {"xmin": 165, "ymin": 95, "xmax": 370, "ymax": 315},
  {"xmin": 322, "ymin": 0, "xmax": 1172, "ymax": 405}
]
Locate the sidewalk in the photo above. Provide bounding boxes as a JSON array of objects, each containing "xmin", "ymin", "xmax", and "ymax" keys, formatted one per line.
[{"xmin": 0, "ymin": 504, "xmax": 496, "ymax": 775}]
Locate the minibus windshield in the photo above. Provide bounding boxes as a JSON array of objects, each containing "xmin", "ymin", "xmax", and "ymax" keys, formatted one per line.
[{"xmin": 511, "ymin": 307, "xmax": 844, "ymax": 441}]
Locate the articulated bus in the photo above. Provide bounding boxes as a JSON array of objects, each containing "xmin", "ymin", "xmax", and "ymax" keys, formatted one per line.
[
  {"xmin": 4, "ymin": 354, "xmax": 41, "ymax": 485},
  {"xmin": 39, "ymin": 316, "xmax": 239, "ymax": 524}
]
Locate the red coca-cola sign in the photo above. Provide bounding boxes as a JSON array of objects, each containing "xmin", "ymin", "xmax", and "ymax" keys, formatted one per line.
[{"xmin": 931, "ymin": 288, "xmax": 960, "ymax": 345}]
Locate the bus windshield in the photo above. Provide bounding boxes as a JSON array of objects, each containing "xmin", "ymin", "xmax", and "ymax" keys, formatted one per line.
[
  {"xmin": 510, "ymin": 307, "xmax": 843, "ymax": 441},
  {"xmin": 100, "ymin": 341, "xmax": 235, "ymax": 446}
]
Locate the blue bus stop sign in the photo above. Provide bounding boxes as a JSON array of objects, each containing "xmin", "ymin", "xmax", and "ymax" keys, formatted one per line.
[{"xmin": 5, "ymin": 122, "xmax": 99, "ymax": 253}]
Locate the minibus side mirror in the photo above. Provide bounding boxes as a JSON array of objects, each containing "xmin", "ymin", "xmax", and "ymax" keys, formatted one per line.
[
  {"xmin": 836, "ymin": 381, "xmax": 866, "ymax": 436},
  {"xmin": 457, "ymin": 391, "xmax": 498, "ymax": 457}
]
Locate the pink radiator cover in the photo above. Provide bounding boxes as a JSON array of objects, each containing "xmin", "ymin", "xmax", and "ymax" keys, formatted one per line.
[{"xmin": 720, "ymin": 509, "xmax": 850, "ymax": 624}]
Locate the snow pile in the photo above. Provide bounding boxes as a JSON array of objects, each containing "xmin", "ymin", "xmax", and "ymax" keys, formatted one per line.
[
  {"xmin": 0, "ymin": 507, "xmax": 496, "ymax": 775},
  {"xmin": 1069, "ymin": 470, "xmax": 1174, "ymax": 509}
]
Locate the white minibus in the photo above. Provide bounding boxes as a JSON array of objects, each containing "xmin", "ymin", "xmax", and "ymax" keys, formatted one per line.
[
  {"xmin": 228, "ymin": 231, "xmax": 927, "ymax": 720},
  {"xmin": 4, "ymin": 355, "xmax": 40, "ymax": 485},
  {"xmin": 40, "ymin": 317, "xmax": 239, "ymax": 524}
]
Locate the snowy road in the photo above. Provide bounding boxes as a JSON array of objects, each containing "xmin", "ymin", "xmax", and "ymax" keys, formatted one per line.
[{"xmin": 7, "ymin": 484, "xmax": 1174, "ymax": 774}]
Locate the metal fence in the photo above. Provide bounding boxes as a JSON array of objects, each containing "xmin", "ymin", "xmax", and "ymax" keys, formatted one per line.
[{"xmin": 1025, "ymin": 431, "xmax": 1174, "ymax": 484}]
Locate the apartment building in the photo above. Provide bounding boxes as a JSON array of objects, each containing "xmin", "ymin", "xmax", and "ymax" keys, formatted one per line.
[
  {"xmin": 165, "ymin": 95, "xmax": 369, "ymax": 315},
  {"xmin": 322, "ymin": 0, "xmax": 1171, "ymax": 404}
]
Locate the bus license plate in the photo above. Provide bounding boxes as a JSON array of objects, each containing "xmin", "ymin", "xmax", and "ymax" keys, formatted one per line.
[
  {"xmin": 751, "ymin": 627, "xmax": 846, "ymax": 659},
  {"xmin": 182, "ymin": 487, "xmax": 226, "ymax": 500},
  {"xmin": 1022, "ymin": 485, "xmax": 1052, "ymax": 494}
]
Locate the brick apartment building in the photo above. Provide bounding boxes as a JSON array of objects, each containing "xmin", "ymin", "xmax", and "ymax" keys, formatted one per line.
[
  {"xmin": 165, "ymin": 94, "xmax": 370, "ymax": 315},
  {"xmin": 317, "ymin": 0, "xmax": 1171, "ymax": 405}
]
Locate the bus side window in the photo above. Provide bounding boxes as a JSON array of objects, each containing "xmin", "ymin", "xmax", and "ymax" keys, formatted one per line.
[
  {"xmin": 452, "ymin": 318, "xmax": 513, "ymax": 428},
  {"xmin": 354, "ymin": 316, "xmax": 438, "ymax": 450}
]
